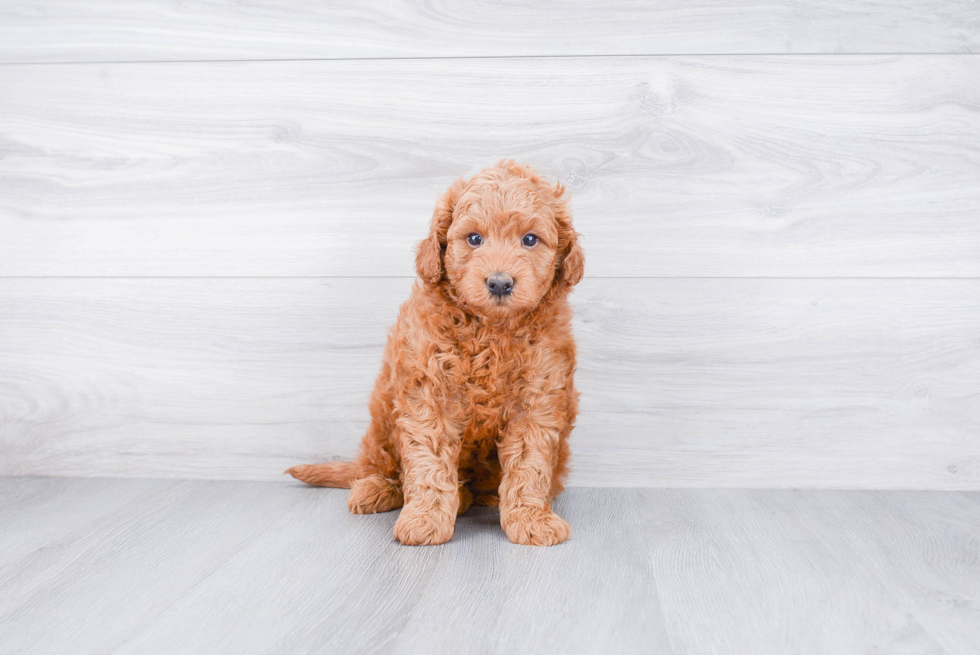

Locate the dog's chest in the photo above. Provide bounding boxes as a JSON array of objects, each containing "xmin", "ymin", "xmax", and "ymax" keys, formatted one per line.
[{"xmin": 455, "ymin": 332, "xmax": 525, "ymax": 432}]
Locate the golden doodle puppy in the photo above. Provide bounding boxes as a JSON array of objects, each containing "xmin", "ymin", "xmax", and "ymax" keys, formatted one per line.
[{"xmin": 287, "ymin": 160, "xmax": 584, "ymax": 546}]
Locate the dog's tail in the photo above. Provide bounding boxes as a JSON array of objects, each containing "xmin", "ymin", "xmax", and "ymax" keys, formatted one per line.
[{"xmin": 285, "ymin": 460, "xmax": 362, "ymax": 488}]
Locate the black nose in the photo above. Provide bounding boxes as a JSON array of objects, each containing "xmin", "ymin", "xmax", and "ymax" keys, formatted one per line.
[{"xmin": 486, "ymin": 273, "xmax": 514, "ymax": 297}]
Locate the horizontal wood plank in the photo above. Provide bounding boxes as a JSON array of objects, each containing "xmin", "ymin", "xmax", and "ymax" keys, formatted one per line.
[
  {"xmin": 1, "ymin": 278, "xmax": 977, "ymax": 488},
  {"xmin": 0, "ymin": 1, "xmax": 977, "ymax": 63},
  {"xmin": 2, "ymin": 56, "xmax": 979, "ymax": 278}
]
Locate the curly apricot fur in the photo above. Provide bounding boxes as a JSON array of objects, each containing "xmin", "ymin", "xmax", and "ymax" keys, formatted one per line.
[{"xmin": 287, "ymin": 160, "xmax": 583, "ymax": 546}]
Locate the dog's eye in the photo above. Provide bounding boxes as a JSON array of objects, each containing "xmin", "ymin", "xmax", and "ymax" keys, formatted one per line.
[
  {"xmin": 467, "ymin": 233, "xmax": 484, "ymax": 247},
  {"xmin": 522, "ymin": 234, "xmax": 539, "ymax": 248}
]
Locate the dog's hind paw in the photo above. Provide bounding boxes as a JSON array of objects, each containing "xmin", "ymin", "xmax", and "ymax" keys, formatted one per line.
[{"xmin": 348, "ymin": 475, "xmax": 403, "ymax": 514}]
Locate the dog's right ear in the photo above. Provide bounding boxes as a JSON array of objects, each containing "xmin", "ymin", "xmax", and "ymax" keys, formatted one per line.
[{"xmin": 416, "ymin": 176, "xmax": 465, "ymax": 285}]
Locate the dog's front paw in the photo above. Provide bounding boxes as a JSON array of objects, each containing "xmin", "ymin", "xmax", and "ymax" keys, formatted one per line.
[
  {"xmin": 501, "ymin": 507, "xmax": 571, "ymax": 546},
  {"xmin": 393, "ymin": 507, "xmax": 455, "ymax": 546}
]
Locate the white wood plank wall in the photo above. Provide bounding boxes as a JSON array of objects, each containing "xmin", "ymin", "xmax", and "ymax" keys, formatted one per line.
[{"xmin": 1, "ymin": 2, "xmax": 978, "ymax": 487}]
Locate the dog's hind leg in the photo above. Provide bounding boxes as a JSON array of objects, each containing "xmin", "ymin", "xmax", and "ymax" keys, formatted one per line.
[
  {"xmin": 348, "ymin": 474, "xmax": 403, "ymax": 514},
  {"xmin": 287, "ymin": 359, "xmax": 404, "ymax": 512},
  {"xmin": 347, "ymin": 412, "xmax": 403, "ymax": 514}
]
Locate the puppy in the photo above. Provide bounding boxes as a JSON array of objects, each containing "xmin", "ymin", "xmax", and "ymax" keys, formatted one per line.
[{"xmin": 287, "ymin": 160, "xmax": 584, "ymax": 546}]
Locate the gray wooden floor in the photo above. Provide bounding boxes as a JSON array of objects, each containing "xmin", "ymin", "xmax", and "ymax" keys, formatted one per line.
[{"xmin": 2, "ymin": 477, "xmax": 978, "ymax": 654}]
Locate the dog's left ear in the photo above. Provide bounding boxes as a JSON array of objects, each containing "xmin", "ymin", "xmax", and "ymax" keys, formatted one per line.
[
  {"xmin": 551, "ymin": 182, "xmax": 585, "ymax": 288},
  {"xmin": 416, "ymin": 176, "xmax": 466, "ymax": 285},
  {"xmin": 558, "ymin": 233, "xmax": 585, "ymax": 288}
]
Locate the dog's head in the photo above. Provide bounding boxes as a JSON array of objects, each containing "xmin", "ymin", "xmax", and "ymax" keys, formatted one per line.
[{"xmin": 416, "ymin": 160, "xmax": 584, "ymax": 319}]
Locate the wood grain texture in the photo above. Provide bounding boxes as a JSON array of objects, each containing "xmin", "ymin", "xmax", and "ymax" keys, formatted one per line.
[
  {"xmin": 0, "ymin": 1, "xmax": 978, "ymax": 63},
  {"xmin": 2, "ymin": 56, "xmax": 979, "ymax": 278},
  {"xmin": 1, "ymin": 278, "xmax": 977, "ymax": 488},
  {"xmin": 2, "ymin": 479, "xmax": 979, "ymax": 654},
  {"xmin": 644, "ymin": 488, "xmax": 980, "ymax": 654}
]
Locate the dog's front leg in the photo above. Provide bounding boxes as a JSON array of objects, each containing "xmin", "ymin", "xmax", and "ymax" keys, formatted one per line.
[
  {"xmin": 497, "ymin": 401, "xmax": 571, "ymax": 546},
  {"xmin": 392, "ymin": 399, "xmax": 462, "ymax": 546}
]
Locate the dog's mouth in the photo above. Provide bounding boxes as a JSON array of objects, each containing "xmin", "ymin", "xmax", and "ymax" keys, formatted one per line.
[{"xmin": 477, "ymin": 292, "xmax": 516, "ymax": 316}]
